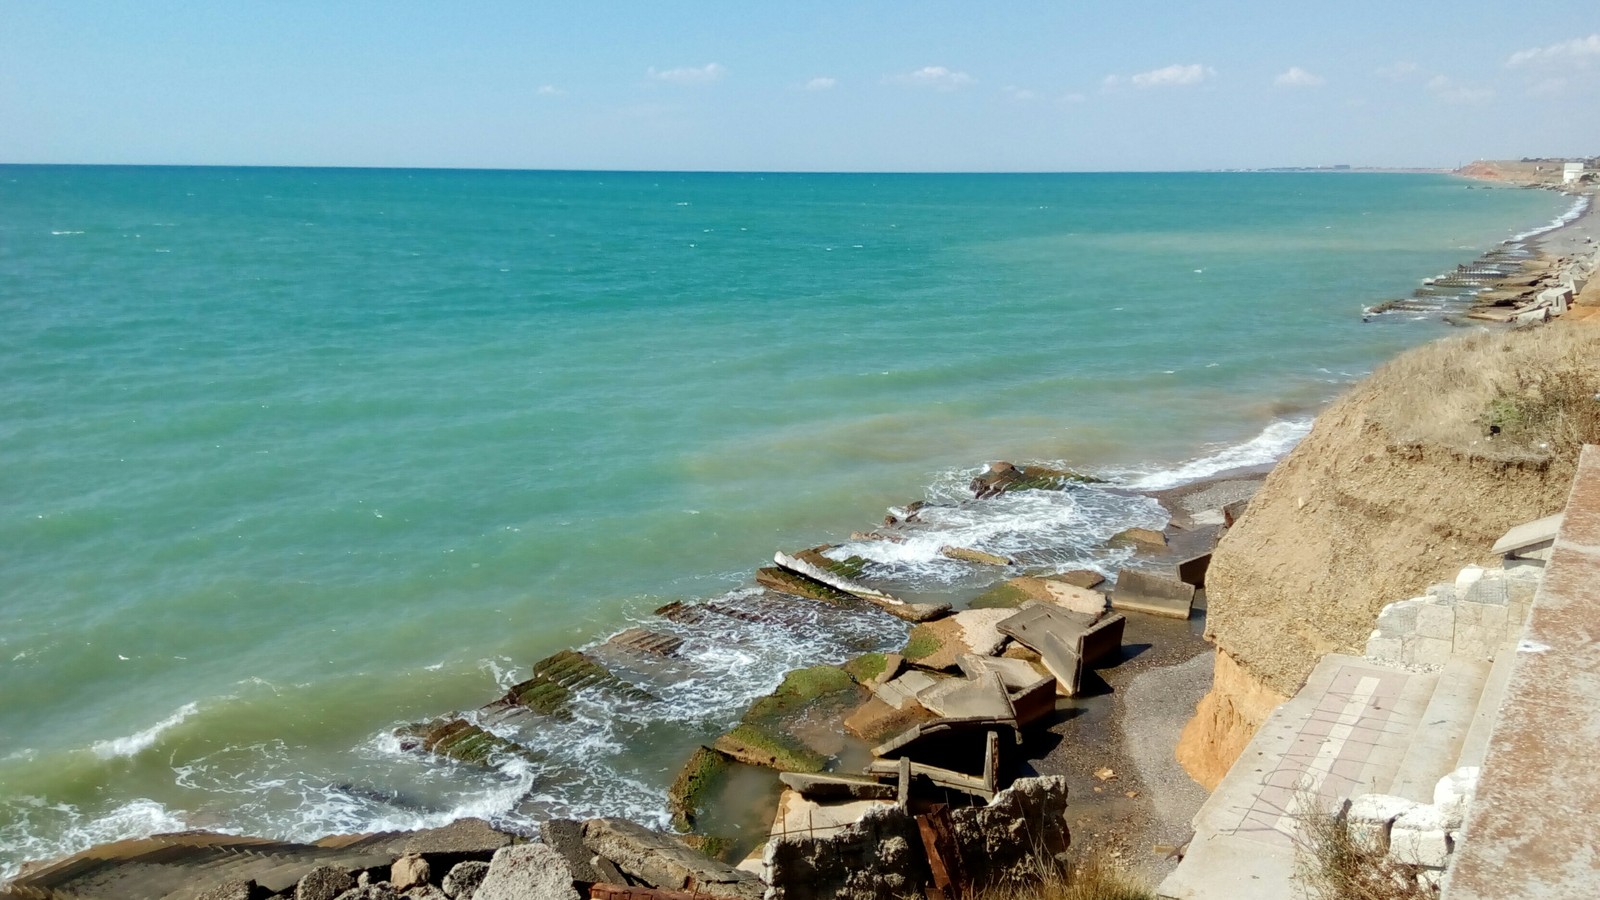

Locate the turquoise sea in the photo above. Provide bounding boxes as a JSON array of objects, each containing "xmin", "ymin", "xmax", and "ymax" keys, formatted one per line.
[{"xmin": 0, "ymin": 167, "xmax": 1574, "ymax": 875}]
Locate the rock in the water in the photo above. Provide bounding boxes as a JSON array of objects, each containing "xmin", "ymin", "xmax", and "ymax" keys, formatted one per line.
[
  {"xmin": 440, "ymin": 860, "xmax": 489, "ymax": 899},
  {"xmin": 394, "ymin": 718, "xmax": 541, "ymax": 767},
  {"xmin": 581, "ymin": 818, "xmax": 762, "ymax": 899},
  {"xmin": 970, "ymin": 461, "xmax": 1103, "ymax": 498},
  {"xmin": 541, "ymin": 817, "xmax": 607, "ymax": 883},
  {"xmin": 939, "ymin": 545, "xmax": 1012, "ymax": 566},
  {"xmin": 1108, "ymin": 526, "xmax": 1167, "ymax": 549},
  {"xmin": 668, "ymin": 745, "xmax": 734, "ymax": 830},
  {"xmin": 474, "ymin": 844, "xmax": 579, "ymax": 900},
  {"xmin": 298, "ymin": 866, "xmax": 358, "ymax": 900},
  {"xmin": 197, "ymin": 880, "xmax": 256, "ymax": 900},
  {"xmin": 390, "ymin": 854, "xmax": 430, "ymax": 892},
  {"xmin": 711, "ymin": 665, "xmax": 866, "ymax": 773}
]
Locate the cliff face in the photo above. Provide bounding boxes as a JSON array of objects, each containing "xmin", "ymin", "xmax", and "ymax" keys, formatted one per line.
[{"xmin": 1178, "ymin": 326, "xmax": 1600, "ymax": 787}]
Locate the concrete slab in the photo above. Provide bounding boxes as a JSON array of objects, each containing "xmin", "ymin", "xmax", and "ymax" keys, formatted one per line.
[
  {"xmin": 955, "ymin": 653, "xmax": 1044, "ymax": 690},
  {"xmin": 871, "ymin": 671, "xmax": 940, "ymax": 710},
  {"xmin": 777, "ymin": 772, "xmax": 895, "ymax": 802},
  {"xmin": 915, "ymin": 671, "xmax": 1013, "ymax": 720},
  {"xmin": 1078, "ymin": 612, "xmax": 1126, "ymax": 667},
  {"xmin": 769, "ymin": 789, "xmax": 894, "ymax": 843},
  {"xmin": 1456, "ymin": 641, "xmax": 1518, "ymax": 769},
  {"xmin": 997, "ymin": 605, "xmax": 1089, "ymax": 695},
  {"xmin": 1111, "ymin": 569, "xmax": 1195, "ymax": 619},
  {"xmin": 1490, "ymin": 512, "xmax": 1562, "ymax": 558},
  {"xmin": 1177, "ymin": 553, "xmax": 1212, "ymax": 589}
]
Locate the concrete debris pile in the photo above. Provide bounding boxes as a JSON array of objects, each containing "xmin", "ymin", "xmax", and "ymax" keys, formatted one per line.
[{"xmin": 1342, "ymin": 767, "xmax": 1481, "ymax": 892}]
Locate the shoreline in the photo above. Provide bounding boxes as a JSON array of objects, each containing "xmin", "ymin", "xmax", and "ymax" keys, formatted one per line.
[{"xmin": 6, "ymin": 179, "xmax": 1598, "ymax": 893}]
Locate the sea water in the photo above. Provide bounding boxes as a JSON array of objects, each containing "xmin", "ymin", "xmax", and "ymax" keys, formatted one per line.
[{"xmin": 0, "ymin": 167, "xmax": 1572, "ymax": 874}]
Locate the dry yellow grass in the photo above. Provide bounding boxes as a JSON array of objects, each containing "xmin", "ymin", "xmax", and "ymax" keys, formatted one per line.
[
  {"xmin": 1366, "ymin": 324, "xmax": 1600, "ymax": 468},
  {"xmin": 966, "ymin": 850, "xmax": 1156, "ymax": 900},
  {"xmin": 1292, "ymin": 799, "xmax": 1436, "ymax": 900}
]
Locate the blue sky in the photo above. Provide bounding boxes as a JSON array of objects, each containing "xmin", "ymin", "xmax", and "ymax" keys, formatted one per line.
[{"xmin": 2, "ymin": 2, "xmax": 1596, "ymax": 171}]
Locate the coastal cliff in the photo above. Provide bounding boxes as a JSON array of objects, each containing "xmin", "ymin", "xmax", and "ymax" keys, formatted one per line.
[{"xmin": 1178, "ymin": 324, "xmax": 1600, "ymax": 788}]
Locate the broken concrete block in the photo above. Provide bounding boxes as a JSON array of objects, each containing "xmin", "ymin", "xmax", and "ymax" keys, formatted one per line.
[
  {"xmin": 771, "ymin": 789, "xmax": 896, "ymax": 843},
  {"xmin": 900, "ymin": 608, "xmax": 1011, "ymax": 670},
  {"xmin": 1454, "ymin": 565, "xmax": 1487, "ymax": 596},
  {"xmin": 915, "ymin": 671, "xmax": 1013, "ymax": 720},
  {"xmin": 1054, "ymin": 569, "xmax": 1106, "ymax": 589},
  {"xmin": 1388, "ymin": 805, "xmax": 1453, "ymax": 868},
  {"xmin": 939, "ymin": 545, "xmax": 1012, "ymax": 566},
  {"xmin": 1177, "ymin": 553, "xmax": 1212, "ymax": 588},
  {"xmin": 1078, "ymin": 613, "xmax": 1126, "ymax": 667},
  {"xmin": 969, "ymin": 461, "xmax": 1103, "ymax": 498},
  {"xmin": 777, "ymin": 772, "xmax": 896, "ymax": 802},
  {"xmin": 1432, "ymin": 767, "xmax": 1480, "ymax": 827},
  {"xmin": 395, "ymin": 718, "xmax": 542, "ymax": 768},
  {"xmin": 996, "ymin": 604, "xmax": 1093, "ymax": 696},
  {"xmin": 843, "ymin": 695, "xmax": 935, "ymax": 744},
  {"xmin": 756, "ymin": 566, "xmax": 860, "ymax": 607},
  {"xmin": 871, "ymin": 671, "xmax": 940, "ymax": 710},
  {"xmin": 1222, "ymin": 498, "xmax": 1249, "ymax": 527},
  {"xmin": 1110, "ymin": 569, "xmax": 1194, "ymax": 619},
  {"xmin": 955, "ymin": 654, "xmax": 1042, "ymax": 690},
  {"xmin": 1345, "ymin": 794, "xmax": 1419, "ymax": 853},
  {"xmin": 581, "ymin": 818, "xmax": 762, "ymax": 899},
  {"xmin": 1108, "ymin": 527, "xmax": 1167, "ymax": 550},
  {"xmin": 605, "ymin": 627, "xmax": 686, "ymax": 658},
  {"xmin": 1374, "ymin": 600, "xmax": 1422, "ymax": 638},
  {"xmin": 955, "ymin": 655, "xmax": 1056, "ymax": 725},
  {"xmin": 969, "ymin": 575, "xmax": 1103, "ymax": 613}
]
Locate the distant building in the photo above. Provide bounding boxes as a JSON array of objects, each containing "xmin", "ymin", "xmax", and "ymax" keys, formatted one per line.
[{"xmin": 1563, "ymin": 162, "xmax": 1585, "ymax": 184}]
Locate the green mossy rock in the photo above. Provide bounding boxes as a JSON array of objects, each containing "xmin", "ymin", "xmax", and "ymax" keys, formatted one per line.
[
  {"xmin": 502, "ymin": 649, "xmax": 654, "ymax": 717},
  {"xmin": 668, "ymin": 745, "xmax": 734, "ymax": 831},
  {"xmin": 969, "ymin": 582, "xmax": 1032, "ymax": 609},
  {"xmin": 713, "ymin": 723, "xmax": 827, "ymax": 773},
  {"xmin": 901, "ymin": 626, "xmax": 944, "ymax": 662},
  {"xmin": 841, "ymin": 652, "xmax": 888, "ymax": 684},
  {"xmin": 755, "ymin": 567, "xmax": 859, "ymax": 606},
  {"xmin": 397, "ymin": 718, "xmax": 542, "ymax": 767}
]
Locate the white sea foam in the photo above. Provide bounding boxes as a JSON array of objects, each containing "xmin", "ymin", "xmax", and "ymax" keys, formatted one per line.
[
  {"xmin": 89, "ymin": 702, "xmax": 201, "ymax": 759},
  {"xmin": 49, "ymin": 230, "xmax": 84, "ymax": 235},
  {"xmin": 0, "ymin": 798, "xmax": 190, "ymax": 882},
  {"xmin": 1509, "ymin": 194, "xmax": 1590, "ymax": 242},
  {"xmin": 1118, "ymin": 418, "xmax": 1312, "ymax": 491}
]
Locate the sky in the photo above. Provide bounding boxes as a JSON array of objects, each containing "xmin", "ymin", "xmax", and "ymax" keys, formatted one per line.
[{"xmin": 1, "ymin": 1, "xmax": 1596, "ymax": 171}]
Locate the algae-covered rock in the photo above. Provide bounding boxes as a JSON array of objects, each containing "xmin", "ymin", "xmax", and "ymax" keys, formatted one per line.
[
  {"xmin": 900, "ymin": 609, "xmax": 1012, "ymax": 670},
  {"xmin": 841, "ymin": 652, "xmax": 889, "ymax": 684},
  {"xmin": 710, "ymin": 665, "xmax": 866, "ymax": 774},
  {"xmin": 396, "ymin": 718, "xmax": 542, "ymax": 767},
  {"xmin": 969, "ymin": 581, "xmax": 1033, "ymax": 610},
  {"xmin": 969, "ymin": 461, "xmax": 1104, "ymax": 498},
  {"xmin": 499, "ymin": 649, "xmax": 654, "ymax": 717},
  {"xmin": 793, "ymin": 547, "xmax": 870, "ymax": 581},
  {"xmin": 668, "ymin": 745, "xmax": 734, "ymax": 831},
  {"xmin": 1108, "ymin": 526, "xmax": 1168, "ymax": 549},
  {"xmin": 939, "ymin": 546, "xmax": 1013, "ymax": 566},
  {"xmin": 755, "ymin": 566, "xmax": 859, "ymax": 607}
]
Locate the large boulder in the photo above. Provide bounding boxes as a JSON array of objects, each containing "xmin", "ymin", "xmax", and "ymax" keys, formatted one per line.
[
  {"xmin": 473, "ymin": 844, "xmax": 579, "ymax": 900},
  {"xmin": 581, "ymin": 818, "xmax": 762, "ymax": 899},
  {"xmin": 440, "ymin": 861, "xmax": 489, "ymax": 899},
  {"xmin": 297, "ymin": 866, "xmax": 357, "ymax": 900}
]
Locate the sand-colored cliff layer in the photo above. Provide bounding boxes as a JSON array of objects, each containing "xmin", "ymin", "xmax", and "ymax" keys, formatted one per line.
[{"xmin": 1178, "ymin": 324, "xmax": 1600, "ymax": 784}]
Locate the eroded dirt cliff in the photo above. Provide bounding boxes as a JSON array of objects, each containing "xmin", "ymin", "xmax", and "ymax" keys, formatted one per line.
[{"xmin": 1178, "ymin": 325, "xmax": 1600, "ymax": 787}]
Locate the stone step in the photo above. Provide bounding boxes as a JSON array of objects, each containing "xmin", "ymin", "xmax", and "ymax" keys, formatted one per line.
[
  {"xmin": 1456, "ymin": 641, "xmax": 1520, "ymax": 770},
  {"xmin": 1386, "ymin": 656, "xmax": 1491, "ymax": 802},
  {"xmin": 1158, "ymin": 654, "xmax": 1437, "ymax": 900}
]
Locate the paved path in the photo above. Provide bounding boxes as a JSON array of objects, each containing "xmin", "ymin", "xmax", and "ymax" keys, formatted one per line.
[{"xmin": 1159, "ymin": 654, "xmax": 1438, "ymax": 900}]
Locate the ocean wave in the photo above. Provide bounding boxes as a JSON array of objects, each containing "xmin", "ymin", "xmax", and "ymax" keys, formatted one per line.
[
  {"xmin": 1509, "ymin": 194, "xmax": 1590, "ymax": 243},
  {"xmin": 1118, "ymin": 418, "xmax": 1313, "ymax": 491},
  {"xmin": 0, "ymin": 797, "xmax": 190, "ymax": 882},
  {"xmin": 89, "ymin": 702, "xmax": 201, "ymax": 760},
  {"xmin": 826, "ymin": 484, "xmax": 1162, "ymax": 582}
]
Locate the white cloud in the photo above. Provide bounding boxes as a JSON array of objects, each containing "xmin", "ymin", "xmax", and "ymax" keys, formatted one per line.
[
  {"xmin": 804, "ymin": 76, "xmax": 837, "ymax": 91},
  {"xmin": 1003, "ymin": 85, "xmax": 1037, "ymax": 102},
  {"xmin": 1130, "ymin": 63, "xmax": 1215, "ymax": 88},
  {"xmin": 1507, "ymin": 34, "xmax": 1600, "ymax": 68},
  {"xmin": 648, "ymin": 63, "xmax": 726, "ymax": 85},
  {"xmin": 1101, "ymin": 74, "xmax": 1123, "ymax": 91},
  {"xmin": 1376, "ymin": 61, "xmax": 1420, "ymax": 80},
  {"xmin": 1427, "ymin": 75, "xmax": 1494, "ymax": 104},
  {"xmin": 1274, "ymin": 66, "xmax": 1325, "ymax": 88},
  {"xmin": 894, "ymin": 66, "xmax": 974, "ymax": 91},
  {"xmin": 536, "ymin": 84, "xmax": 565, "ymax": 96},
  {"xmin": 1060, "ymin": 92, "xmax": 1087, "ymax": 104},
  {"xmin": 1528, "ymin": 76, "xmax": 1568, "ymax": 96}
]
